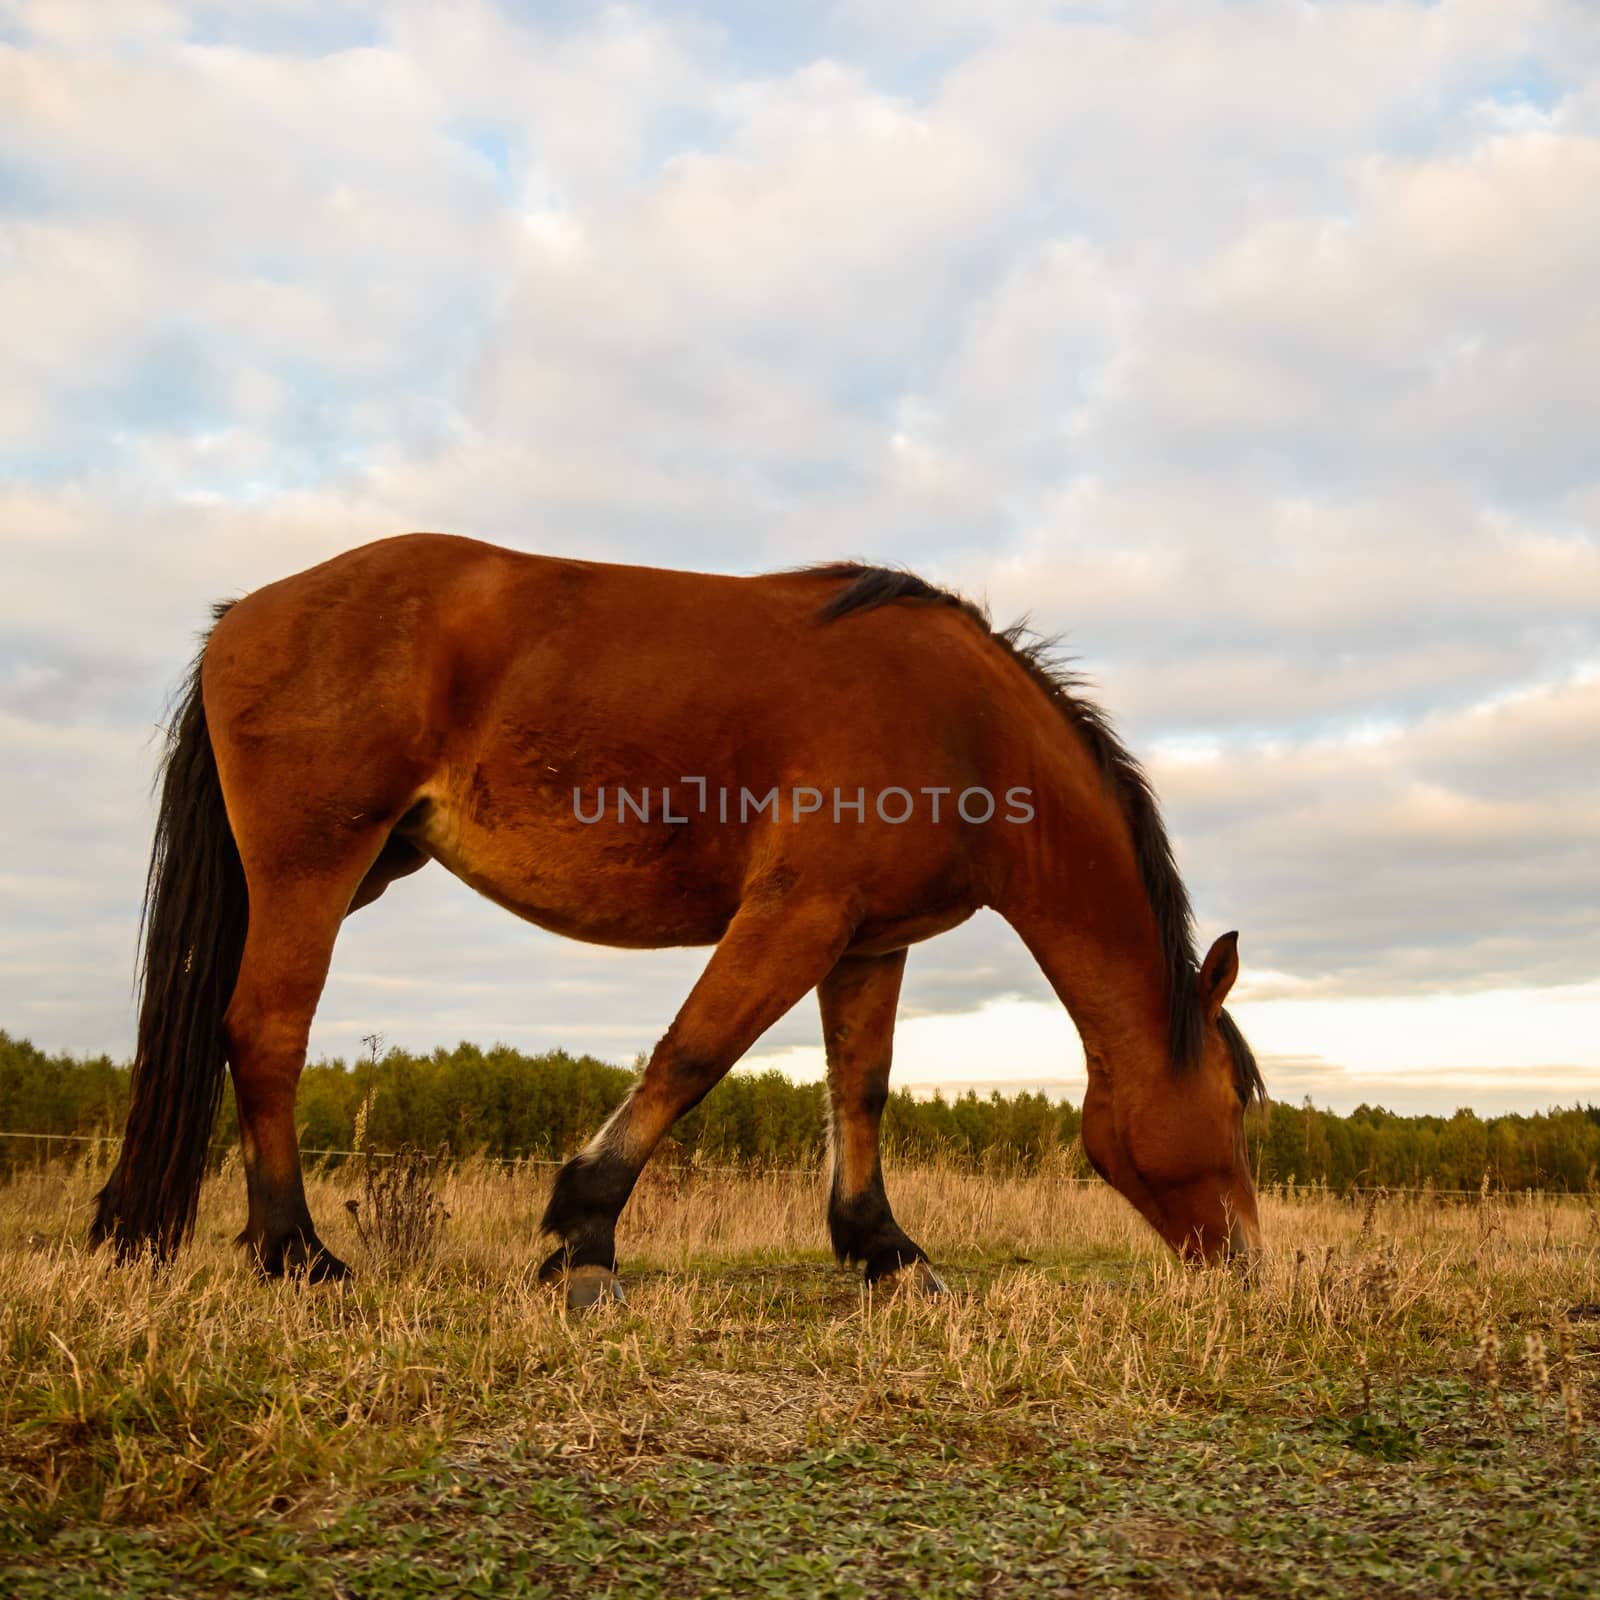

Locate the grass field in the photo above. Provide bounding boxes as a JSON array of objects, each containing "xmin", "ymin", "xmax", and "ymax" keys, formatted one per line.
[{"xmin": 2, "ymin": 1153, "xmax": 1597, "ymax": 1597}]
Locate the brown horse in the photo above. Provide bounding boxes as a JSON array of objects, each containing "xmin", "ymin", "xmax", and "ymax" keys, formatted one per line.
[{"xmin": 91, "ymin": 533, "xmax": 1265, "ymax": 1301}]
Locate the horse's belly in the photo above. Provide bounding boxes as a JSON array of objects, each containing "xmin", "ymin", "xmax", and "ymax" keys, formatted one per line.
[{"xmin": 405, "ymin": 798, "xmax": 737, "ymax": 949}]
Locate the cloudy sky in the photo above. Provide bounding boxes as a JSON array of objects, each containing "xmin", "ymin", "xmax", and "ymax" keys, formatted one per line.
[{"xmin": 3, "ymin": 0, "xmax": 1597, "ymax": 1115}]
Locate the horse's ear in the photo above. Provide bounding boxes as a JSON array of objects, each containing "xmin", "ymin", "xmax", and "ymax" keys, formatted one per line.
[{"xmin": 1198, "ymin": 931, "xmax": 1240, "ymax": 1021}]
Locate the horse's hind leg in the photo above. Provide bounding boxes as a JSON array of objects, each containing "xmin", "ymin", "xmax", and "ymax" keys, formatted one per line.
[
  {"xmin": 539, "ymin": 893, "xmax": 855, "ymax": 1304},
  {"xmin": 819, "ymin": 951, "xmax": 944, "ymax": 1293},
  {"xmin": 224, "ymin": 871, "xmax": 362, "ymax": 1280}
]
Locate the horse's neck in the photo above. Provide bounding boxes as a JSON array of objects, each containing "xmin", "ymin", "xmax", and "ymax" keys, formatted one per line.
[{"xmin": 991, "ymin": 762, "xmax": 1171, "ymax": 1075}]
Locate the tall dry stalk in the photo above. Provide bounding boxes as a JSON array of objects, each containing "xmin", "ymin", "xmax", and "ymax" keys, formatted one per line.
[
  {"xmin": 347, "ymin": 1144, "xmax": 449, "ymax": 1273},
  {"xmin": 1557, "ymin": 1317, "xmax": 1584, "ymax": 1460},
  {"xmin": 1473, "ymin": 1316, "xmax": 1507, "ymax": 1435}
]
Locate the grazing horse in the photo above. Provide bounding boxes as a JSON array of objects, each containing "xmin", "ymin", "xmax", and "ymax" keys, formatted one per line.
[{"xmin": 91, "ymin": 534, "xmax": 1265, "ymax": 1301}]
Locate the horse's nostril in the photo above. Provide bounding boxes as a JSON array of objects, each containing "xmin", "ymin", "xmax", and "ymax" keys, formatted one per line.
[{"xmin": 1226, "ymin": 1214, "xmax": 1263, "ymax": 1270}]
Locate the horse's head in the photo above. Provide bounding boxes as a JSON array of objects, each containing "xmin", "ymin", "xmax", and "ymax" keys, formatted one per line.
[{"xmin": 1081, "ymin": 931, "xmax": 1265, "ymax": 1264}]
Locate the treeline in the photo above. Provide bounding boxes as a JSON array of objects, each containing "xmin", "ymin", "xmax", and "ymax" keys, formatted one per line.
[{"xmin": 2, "ymin": 1029, "xmax": 1598, "ymax": 1192}]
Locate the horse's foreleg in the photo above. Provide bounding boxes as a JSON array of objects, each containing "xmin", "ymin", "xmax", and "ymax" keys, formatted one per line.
[
  {"xmin": 224, "ymin": 880, "xmax": 350, "ymax": 1281},
  {"xmin": 539, "ymin": 893, "xmax": 855, "ymax": 1305},
  {"xmin": 819, "ymin": 950, "xmax": 944, "ymax": 1293}
]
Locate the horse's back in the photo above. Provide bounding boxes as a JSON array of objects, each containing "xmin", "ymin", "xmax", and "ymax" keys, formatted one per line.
[{"xmin": 207, "ymin": 532, "xmax": 998, "ymax": 741}]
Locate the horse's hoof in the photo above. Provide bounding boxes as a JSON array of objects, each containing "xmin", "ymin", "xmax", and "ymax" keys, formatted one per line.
[
  {"xmin": 250, "ymin": 1233, "xmax": 349, "ymax": 1284},
  {"xmin": 874, "ymin": 1260, "xmax": 948, "ymax": 1297},
  {"xmin": 565, "ymin": 1264, "xmax": 625, "ymax": 1310},
  {"xmin": 306, "ymin": 1249, "xmax": 351, "ymax": 1284}
]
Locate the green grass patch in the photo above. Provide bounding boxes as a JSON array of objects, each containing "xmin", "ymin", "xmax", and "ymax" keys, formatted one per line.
[{"xmin": 8, "ymin": 1423, "xmax": 1598, "ymax": 1599}]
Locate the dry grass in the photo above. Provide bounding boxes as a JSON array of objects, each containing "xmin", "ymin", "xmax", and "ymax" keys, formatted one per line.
[{"xmin": 2, "ymin": 1152, "xmax": 1597, "ymax": 1595}]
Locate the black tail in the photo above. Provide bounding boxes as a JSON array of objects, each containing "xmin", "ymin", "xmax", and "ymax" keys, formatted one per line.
[{"xmin": 91, "ymin": 605, "xmax": 248, "ymax": 1260}]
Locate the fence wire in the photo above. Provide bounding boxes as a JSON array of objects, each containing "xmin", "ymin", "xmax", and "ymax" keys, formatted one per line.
[{"xmin": 0, "ymin": 1128, "xmax": 1594, "ymax": 1200}]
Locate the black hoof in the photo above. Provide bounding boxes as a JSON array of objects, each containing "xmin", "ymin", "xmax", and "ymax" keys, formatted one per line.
[
  {"xmin": 862, "ymin": 1243, "xmax": 936, "ymax": 1285},
  {"xmin": 872, "ymin": 1259, "xmax": 949, "ymax": 1296},
  {"xmin": 250, "ymin": 1231, "xmax": 349, "ymax": 1284},
  {"xmin": 304, "ymin": 1248, "xmax": 351, "ymax": 1284}
]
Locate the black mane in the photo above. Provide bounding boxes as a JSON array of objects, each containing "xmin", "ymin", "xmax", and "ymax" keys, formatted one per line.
[{"xmin": 811, "ymin": 562, "xmax": 1263, "ymax": 1103}]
